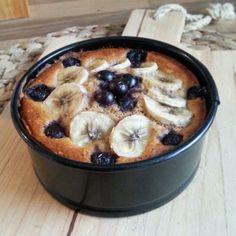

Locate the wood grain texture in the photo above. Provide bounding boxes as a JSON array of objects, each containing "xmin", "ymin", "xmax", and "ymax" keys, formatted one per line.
[
  {"xmin": 139, "ymin": 11, "xmax": 185, "ymax": 43},
  {"xmin": 0, "ymin": 0, "xmax": 29, "ymax": 20},
  {"xmin": 0, "ymin": 0, "xmax": 235, "ymax": 41},
  {"xmin": 0, "ymin": 105, "xmax": 74, "ymax": 236},
  {"xmin": 122, "ymin": 9, "xmax": 145, "ymax": 37},
  {"xmin": 0, "ymin": 8, "xmax": 236, "ymax": 236}
]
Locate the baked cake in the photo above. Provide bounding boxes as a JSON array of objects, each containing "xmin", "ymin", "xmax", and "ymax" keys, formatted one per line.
[{"xmin": 20, "ymin": 47, "xmax": 207, "ymax": 165}]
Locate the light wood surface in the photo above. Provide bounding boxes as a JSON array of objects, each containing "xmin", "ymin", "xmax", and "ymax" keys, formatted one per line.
[
  {"xmin": 0, "ymin": 9, "xmax": 236, "ymax": 236},
  {"xmin": 0, "ymin": 0, "xmax": 29, "ymax": 20},
  {"xmin": 0, "ymin": 0, "xmax": 235, "ymax": 42}
]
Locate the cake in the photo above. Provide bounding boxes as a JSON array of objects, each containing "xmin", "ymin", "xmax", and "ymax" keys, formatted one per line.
[{"xmin": 20, "ymin": 47, "xmax": 207, "ymax": 165}]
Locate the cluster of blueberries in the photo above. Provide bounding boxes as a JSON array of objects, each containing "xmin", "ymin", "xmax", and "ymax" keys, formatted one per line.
[
  {"xmin": 94, "ymin": 71, "xmax": 142, "ymax": 111},
  {"xmin": 93, "ymin": 48, "xmax": 148, "ymax": 111}
]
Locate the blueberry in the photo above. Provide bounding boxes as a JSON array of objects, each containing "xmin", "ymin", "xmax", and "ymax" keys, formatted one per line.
[
  {"xmin": 91, "ymin": 152, "xmax": 116, "ymax": 165},
  {"xmin": 109, "ymin": 80, "xmax": 128, "ymax": 97},
  {"xmin": 44, "ymin": 121, "xmax": 65, "ymax": 139},
  {"xmin": 99, "ymin": 80, "xmax": 110, "ymax": 90},
  {"xmin": 26, "ymin": 84, "xmax": 52, "ymax": 102},
  {"xmin": 62, "ymin": 57, "xmax": 81, "ymax": 67},
  {"xmin": 94, "ymin": 90, "xmax": 115, "ymax": 106},
  {"xmin": 118, "ymin": 96, "xmax": 137, "ymax": 111},
  {"xmin": 127, "ymin": 49, "xmax": 147, "ymax": 67},
  {"xmin": 161, "ymin": 130, "xmax": 183, "ymax": 146},
  {"xmin": 187, "ymin": 86, "xmax": 207, "ymax": 100},
  {"xmin": 122, "ymin": 74, "xmax": 139, "ymax": 88},
  {"xmin": 96, "ymin": 70, "xmax": 114, "ymax": 82}
]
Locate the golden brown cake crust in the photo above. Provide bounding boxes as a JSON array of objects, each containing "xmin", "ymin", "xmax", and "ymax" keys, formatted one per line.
[{"xmin": 20, "ymin": 48, "xmax": 206, "ymax": 164}]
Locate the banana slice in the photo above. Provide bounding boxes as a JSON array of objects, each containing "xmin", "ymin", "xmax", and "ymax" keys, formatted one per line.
[
  {"xmin": 110, "ymin": 115, "xmax": 151, "ymax": 158},
  {"xmin": 57, "ymin": 66, "xmax": 89, "ymax": 85},
  {"xmin": 44, "ymin": 83, "xmax": 87, "ymax": 118},
  {"xmin": 88, "ymin": 59, "xmax": 110, "ymax": 73},
  {"xmin": 70, "ymin": 111, "xmax": 114, "ymax": 147},
  {"xmin": 131, "ymin": 62, "xmax": 158, "ymax": 75},
  {"xmin": 147, "ymin": 86, "xmax": 186, "ymax": 108},
  {"xmin": 144, "ymin": 95, "xmax": 192, "ymax": 127},
  {"xmin": 156, "ymin": 71, "xmax": 183, "ymax": 91},
  {"xmin": 110, "ymin": 58, "xmax": 131, "ymax": 71},
  {"xmin": 143, "ymin": 73, "xmax": 182, "ymax": 92}
]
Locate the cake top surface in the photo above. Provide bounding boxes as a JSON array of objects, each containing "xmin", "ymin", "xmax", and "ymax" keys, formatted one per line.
[{"xmin": 20, "ymin": 47, "xmax": 207, "ymax": 165}]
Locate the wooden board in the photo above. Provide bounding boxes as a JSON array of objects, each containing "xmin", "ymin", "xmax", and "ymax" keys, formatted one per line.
[
  {"xmin": 1, "ymin": 0, "xmax": 235, "ymax": 43},
  {"xmin": 0, "ymin": 0, "xmax": 29, "ymax": 20},
  {"xmin": 0, "ymin": 9, "xmax": 236, "ymax": 236}
]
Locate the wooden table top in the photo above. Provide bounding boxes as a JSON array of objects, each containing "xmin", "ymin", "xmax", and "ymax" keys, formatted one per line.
[{"xmin": 0, "ymin": 7, "xmax": 236, "ymax": 236}]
